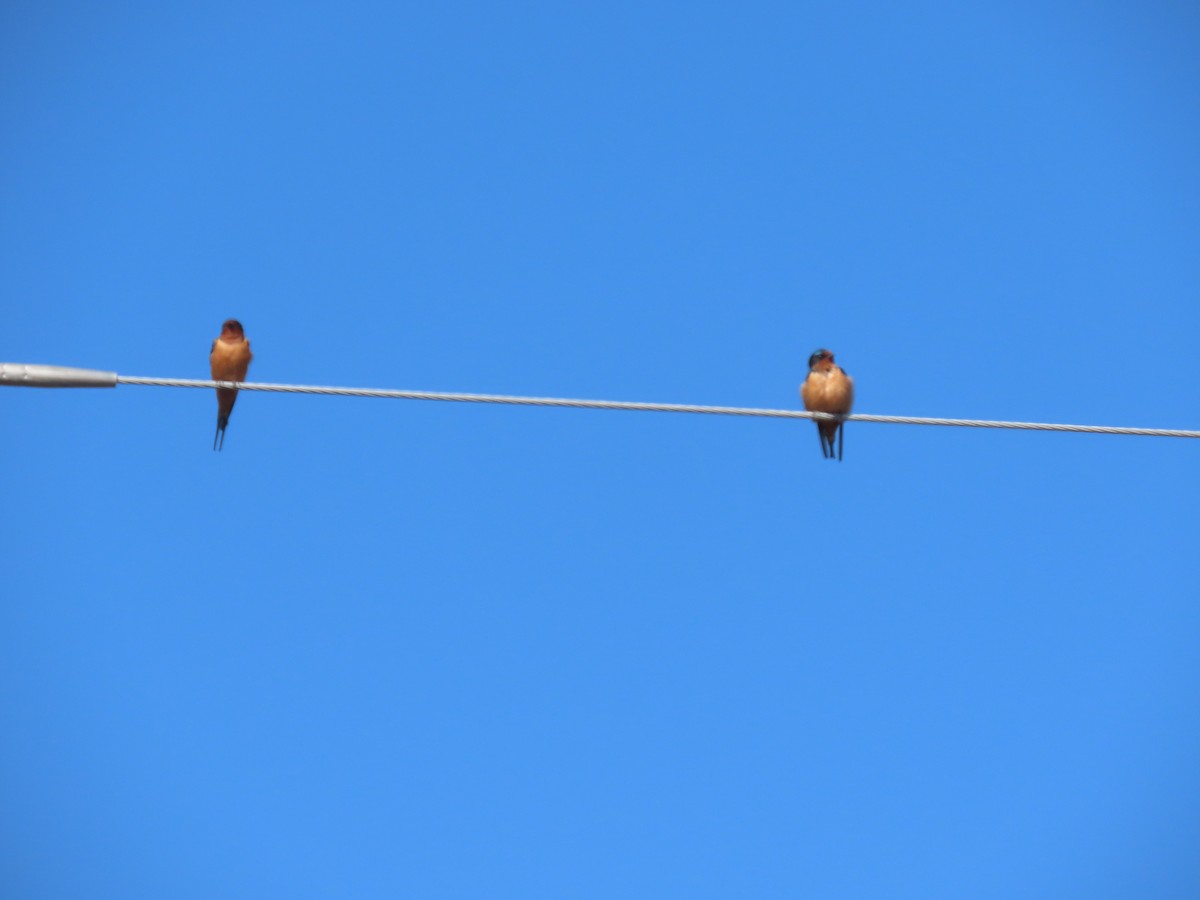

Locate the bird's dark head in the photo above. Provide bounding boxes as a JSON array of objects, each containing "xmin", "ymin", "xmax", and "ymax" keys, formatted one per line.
[
  {"xmin": 808, "ymin": 348, "xmax": 835, "ymax": 370},
  {"xmin": 220, "ymin": 319, "xmax": 245, "ymax": 338}
]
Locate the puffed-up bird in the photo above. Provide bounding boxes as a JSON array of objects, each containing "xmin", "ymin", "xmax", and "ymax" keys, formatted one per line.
[{"xmin": 800, "ymin": 348, "xmax": 854, "ymax": 461}]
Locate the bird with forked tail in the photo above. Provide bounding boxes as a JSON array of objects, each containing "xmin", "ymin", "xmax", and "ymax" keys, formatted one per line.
[
  {"xmin": 209, "ymin": 319, "xmax": 253, "ymax": 451},
  {"xmin": 800, "ymin": 348, "xmax": 854, "ymax": 461}
]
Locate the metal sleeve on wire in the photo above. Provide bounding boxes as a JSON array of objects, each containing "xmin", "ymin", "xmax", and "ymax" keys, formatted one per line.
[{"xmin": 0, "ymin": 363, "xmax": 118, "ymax": 388}]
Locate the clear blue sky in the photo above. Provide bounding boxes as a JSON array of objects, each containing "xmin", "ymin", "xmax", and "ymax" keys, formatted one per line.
[{"xmin": 3, "ymin": 2, "xmax": 1198, "ymax": 897}]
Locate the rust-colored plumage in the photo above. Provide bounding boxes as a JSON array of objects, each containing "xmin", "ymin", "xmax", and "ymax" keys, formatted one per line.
[
  {"xmin": 800, "ymin": 348, "xmax": 854, "ymax": 461},
  {"xmin": 209, "ymin": 319, "xmax": 253, "ymax": 451}
]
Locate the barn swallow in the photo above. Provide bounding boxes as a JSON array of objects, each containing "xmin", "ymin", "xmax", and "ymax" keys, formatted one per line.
[
  {"xmin": 800, "ymin": 348, "xmax": 854, "ymax": 461},
  {"xmin": 209, "ymin": 319, "xmax": 253, "ymax": 451}
]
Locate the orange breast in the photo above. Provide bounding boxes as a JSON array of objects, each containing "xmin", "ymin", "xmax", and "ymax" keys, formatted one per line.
[
  {"xmin": 801, "ymin": 368, "xmax": 854, "ymax": 414},
  {"xmin": 210, "ymin": 339, "xmax": 253, "ymax": 382}
]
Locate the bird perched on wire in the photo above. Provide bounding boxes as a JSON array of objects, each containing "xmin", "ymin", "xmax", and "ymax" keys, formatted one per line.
[
  {"xmin": 209, "ymin": 319, "xmax": 253, "ymax": 451},
  {"xmin": 800, "ymin": 348, "xmax": 854, "ymax": 461}
]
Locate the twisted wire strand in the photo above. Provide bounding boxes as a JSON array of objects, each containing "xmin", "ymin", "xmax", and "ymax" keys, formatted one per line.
[{"xmin": 113, "ymin": 376, "xmax": 1200, "ymax": 439}]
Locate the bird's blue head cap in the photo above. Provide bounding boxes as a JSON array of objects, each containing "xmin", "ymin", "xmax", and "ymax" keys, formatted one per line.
[{"xmin": 808, "ymin": 348, "xmax": 834, "ymax": 369}]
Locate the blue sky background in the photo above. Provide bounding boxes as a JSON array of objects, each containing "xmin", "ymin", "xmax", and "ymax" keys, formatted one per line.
[{"xmin": 2, "ymin": 2, "xmax": 1199, "ymax": 897}]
